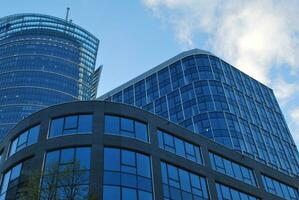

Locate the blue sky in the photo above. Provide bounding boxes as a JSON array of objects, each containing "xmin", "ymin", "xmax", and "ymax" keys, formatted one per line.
[{"xmin": 1, "ymin": 0, "xmax": 299, "ymax": 147}]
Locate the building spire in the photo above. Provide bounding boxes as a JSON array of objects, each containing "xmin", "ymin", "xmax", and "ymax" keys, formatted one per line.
[{"xmin": 66, "ymin": 7, "xmax": 70, "ymax": 21}]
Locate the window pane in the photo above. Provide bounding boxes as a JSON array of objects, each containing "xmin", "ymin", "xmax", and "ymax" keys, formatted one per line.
[
  {"xmin": 122, "ymin": 187, "xmax": 137, "ymax": 200},
  {"xmin": 105, "ymin": 115, "xmax": 120, "ymax": 134},
  {"xmin": 50, "ymin": 118, "xmax": 64, "ymax": 137},
  {"xmin": 60, "ymin": 148, "xmax": 75, "ymax": 164},
  {"xmin": 138, "ymin": 191, "xmax": 152, "ymax": 200},
  {"xmin": 122, "ymin": 150, "xmax": 135, "ymax": 166},
  {"xmin": 64, "ymin": 115, "xmax": 78, "ymax": 129},
  {"xmin": 135, "ymin": 121, "xmax": 148, "ymax": 141},
  {"xmin": 78, "ymin": 115, "xmax": 92, "ymax": 133},
  {"xmin": 27, "ymin": 125, "xmax": 40, "ymax": 145},
  {"xmin": 121, "ymin": 118, "xmax": 134, "ymax": 132},
  {"xmin": 0, "ymin": 171, "xmax": 11, "ymax": 195},
  {"xmin": 9, "ymin": 138, "xmax": 18, "ymax": 157},
  {"xmin": 104, "ymin": 186, "xmax": 120, "ymax": 200},
  {"xmin": 17, "ymin": 131, "xmax": 28, "ymax": 150},
  {"xmin": 75, "ymin": 147, "xmax": 91, "ymax": 170},
  {"xmin": 137, "ymin": 154, "xmax": 151, "ymax": 178},
  {"xmin": 104, "ymin": 148, "xmax": 120, "ymax": 171},
  {"xmin": 10, "ymin": 163, "xmax": 22, "ymax": 180}
]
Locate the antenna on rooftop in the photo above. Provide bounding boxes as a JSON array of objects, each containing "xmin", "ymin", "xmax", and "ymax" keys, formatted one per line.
[{"xmin": 66, "ymin": 7, "xmax": 70, "ymax": 21}]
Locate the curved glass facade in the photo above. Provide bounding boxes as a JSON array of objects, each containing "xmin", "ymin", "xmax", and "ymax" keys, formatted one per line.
[
  {"xmin": 99, "ymin": 49, "xmax": 299, "ymax": 177},
  {"xmin": 1, "ymin": 101, "xmax": 298, "ymax": 199},
  {"xmin": 0, "ymin": 14, "xmax": 99, "ymax": 140}
]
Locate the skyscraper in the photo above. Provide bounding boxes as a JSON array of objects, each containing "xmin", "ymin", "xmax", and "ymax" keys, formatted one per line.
[
  {"xmin": 0, "ymin": 13, "xmax": 100, "ymax": 140},
  {"xmin": 99, "ymin": 49, "xmax": 299, "ymax": 177}
]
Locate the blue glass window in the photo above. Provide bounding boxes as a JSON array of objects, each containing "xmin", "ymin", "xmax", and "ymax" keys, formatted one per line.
[
  {"xmin": 41, "ymin": 147, "xmax": 91, "ymax": 199},
  {"xmin": 262, "ymin": 175, "xmax": 299, "ymax": 199},
  {"xmin": 123, "ymin": 86, "xmax": 135, "ymax": 105},
  {"xmin": 193, "ymin": 113, "xmax": 213, "ymax": 139},
  {"xmin": 167, "ymin": 90, "xmax": 184, "ymax": 123},
  {"xmin": 146, "ymin": 74, "xmax": 159, "ymax": 103},
  {"xmin": 161, "ymin": 161, "xmax": 209, "ymax": 200},
  {"xmin": 9, "ymin": 125, "xmax": 40, "ymax": 157},
  {"xmin": 170, "ymin": 61, "xmax": 185, "ymax": 90},
  {"xmin": 134, "ymin": 80, "xmax": 147, "ymax": 107},
  {"xmin": 104, "ymin": 115, "xmax": 148, "ymax": 142},
  {"xmin": 113, "ymin": 91, "xmax": 123, "ymax": 103},
  {"xmin": 180, "ymin": 84, "xmax": 198, "ymax": 118},
  {"xmin": 182, "ymin": 56, "xmax": 199, "ymax": 84},
  {"xmin": 209, "ymin": 56, "xmax": 225, "ymax": 82},
  {"xmin": 209, "ymin": 152, "xmax": 256, "ymax": 186},
  {"xmin": 209, "ymin": 112, "xmax": 232, "ymax": 148},
  {"xmin": 154, "ymin": 96, "xmax": 169, "ymax": 119},
  {"xmin": 158, "ymin": 130, "xmax": 203, "ymax": 164},
  {"xmin": 216, "ymin": 183, "xmax": 259, "ymax": 200},
  {"xmin": 158, "ymin": 67, "xmax": 172, "ymax": 96},
  {"xmin": 49, "ymin": 114, "xmax": 92, "ymax": 138},
  {"xmin": 104, "ymin": 148, "xmax": 153, "ymax": 200},
  {"xmin": 194, "ymin": 81, "xmax": 215, "ymax": 112},
  {"xmin": 0, "ymin": 163, "xmax": 23, "ymax": 200},
  {"xmin": 195, "ymin": 54, "xmax": 214, "ymax": 80}
]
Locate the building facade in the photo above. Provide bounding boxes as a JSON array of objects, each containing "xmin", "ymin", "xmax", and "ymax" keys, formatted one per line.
[
  {"xmin": 0, "ymin": 13, "xmax": 100, "ymax": 140},
  {"xmin": 99, "ymin": 49, "xmax": 299, "ymax": 177},
  {"xmin": 0, "ymin": 101, "xmax": 298, "ymax": 200}
]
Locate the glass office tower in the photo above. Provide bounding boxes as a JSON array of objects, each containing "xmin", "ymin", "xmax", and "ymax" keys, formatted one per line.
[
  {"xmin": 99, "ymin": 49, "xmax": 299, "ymax": 177},
  {"xmin": 0, "ymin": 13, "xmax": 100, "ymax": 140}
]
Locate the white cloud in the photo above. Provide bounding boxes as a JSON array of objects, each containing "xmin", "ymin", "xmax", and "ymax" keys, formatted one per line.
[
  {"xmin": 290, "ymin": 108, "xmax": 299, "ymax": 146},
  {"xmin": 272, "ymin": 77, "xmax": 298, "ymax": 104},
  {"xmin": 142, "ymin": 0, "xmax": 299, "ymax": 84},
  {"xmin": 143, "ymin": 0, "xmax": 299, "ymax": 147}
]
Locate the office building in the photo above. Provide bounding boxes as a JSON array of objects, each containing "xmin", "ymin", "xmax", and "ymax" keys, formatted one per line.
[
  {"xmin": 0, "ymin": 13, "xmax": 100, "ymax": 140},
  {"xmin": 99, "ymin": 49, "xmax": 299, "ymax": 177},
  {"xmin": 0, "ymin": 101, "xmax": 298, "ymax": 200}
]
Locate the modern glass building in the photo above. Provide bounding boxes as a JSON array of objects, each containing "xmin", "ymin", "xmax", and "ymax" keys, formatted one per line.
[
  {"xmin": 0, "ymin": 101, "xmax": 298, "ymax": 200},
  {"xmin": 99, "ymin": 49, "xmax": 299, "ymax": 177},
  {"xmin": 0, "ymin": 13, "xmax": 100, "ymax": 140}
]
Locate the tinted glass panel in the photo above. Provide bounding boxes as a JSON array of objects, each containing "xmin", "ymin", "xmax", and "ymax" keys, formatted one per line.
[
  {"xmin": 105, "ymin": 115, "xmax": 148, "ymax": 142},
  {"xmin": 103, "ymin": 148, "xmax": 153, "ymax": 200},
  {"xmin": 8, "ymin": 125, "xmax": 40, "ymax": 157}
]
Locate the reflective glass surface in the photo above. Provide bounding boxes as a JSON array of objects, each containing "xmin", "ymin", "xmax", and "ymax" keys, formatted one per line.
[
  {"xmin": 105, "ymin": 52, "xmax": 299, "ymax": 176},
  {"xmin": 0, "ymin": 163, "xmax": 22, "ymax": 200},
  {"xmin": 157, "ymin": 130, "xmax": 203, "ymax": 164},
  {"xmin": 8, "ymin": 125, "xmax": 40, "ymax": 157},
  {"xmin": 0, "ymin": 13, "xmax": 99, "ymax": 140},
  {"xmin": 216, "ymin": 183, "xmax": 259, "ymax": 200},
  {"xmin": 262, "ymin": 175, "xmax": 299, "ymax": 200},
  {"xmin": 209, "ymin": 152, "xmax": 256, "ymax": 186},
  {"xmin": 103, "ymin": 148, "xmax": 153, "ymax": 200},
  {"xmin": 49, "ymin": 114, "xmax": 92, "ymax": 138},
  {"xmin": 161, "ymin": 161, "xmax": 209, "ymax": 200},
  {"xmin": 105, "ymin": 115, "xmax": 148, "ymax": 142},
  {"xmin": 41, "ymin": 147, "xmax": 91, "ymax": 199}
]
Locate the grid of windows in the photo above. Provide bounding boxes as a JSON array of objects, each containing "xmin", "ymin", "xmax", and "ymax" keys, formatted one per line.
[
  {"xmin": 157, "ymin": 130, "xmax": 203, "ymax": 164},
  {"xmin": 0, "ymin": 163, "xmax": 22, "ymax": 199},
  {"xmin": 103, "ymin": 51, "xmax": 299, "ymax": 176},
  {"xmin": 0, "ymin": 13, "xmax": 99, "ymax": 140},
  {"xmin": 103, "ymin": 148, "xmax": 153, "ymax": 200},
  {"xmin": 161, "ymin": 161, "xmax": 209, "ymax": 200},
  {"xmin": 262, "ymin": 175, "xmax": 299, "ymax": 200},
  {"xmin": 105, "ymin": 115, "xmax": 148, "ymax": 142},
  {"xmin": 41, "ymin": 147, "xmax": 91, "ymax": 200},
  {"xmin": 9, "ymin": 125, "xmax": 40, "ymax": 157},
  {"xmin": 216, "ymin": 183, "xmax": 259, "ymax": 200},
  {"xmin": 49, "ymin": 114, "xmax": 92, "ymax": 138},
  {"xmin": 209, "ymin": 152, "xmax": 256, "ymax": 186}
]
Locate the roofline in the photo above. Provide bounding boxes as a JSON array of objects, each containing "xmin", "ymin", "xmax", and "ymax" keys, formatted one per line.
[
  {"xmin": 0, "ymin": 13, "xmax": 99, "ymax": 44},
  {"xmin": 98, "ymin": 48, "xmax": 215, "ymax": 100}
]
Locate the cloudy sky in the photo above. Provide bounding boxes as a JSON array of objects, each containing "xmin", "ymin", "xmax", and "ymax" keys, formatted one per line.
[{"xmin": 2, "ymin": 0, "xmax": 299, "ymax": 147}]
